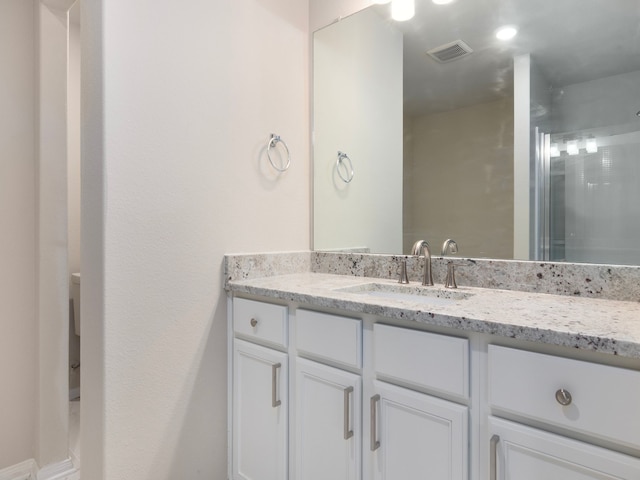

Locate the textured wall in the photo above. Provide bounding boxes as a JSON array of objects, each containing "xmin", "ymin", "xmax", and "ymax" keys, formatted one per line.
[
  {"xmin": 81, "ymin": 0, "xmax": 310, "ymax": 478},
  {"xmin": 0, "ymin": 0, "xmax": 37, "ymax": 468},
  {"xmin": 313, "ymin": 7, "xmax": 403, "ymax": 254}
]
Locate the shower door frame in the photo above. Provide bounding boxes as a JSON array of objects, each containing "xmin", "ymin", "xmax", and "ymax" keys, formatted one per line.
[{"xmin": 533, "ymin": 129, "xmax": 552, "ymax": 261}]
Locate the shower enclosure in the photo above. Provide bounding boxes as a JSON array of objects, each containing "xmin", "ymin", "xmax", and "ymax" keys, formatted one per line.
[{"xmin": 535, "ymin": 71, "xmax": 640, "ymax": 265}]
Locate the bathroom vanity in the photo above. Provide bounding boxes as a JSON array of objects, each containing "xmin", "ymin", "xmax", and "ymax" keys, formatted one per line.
[{"xmin": 225, "ymin": 253, "xmax": 640, "ymax": 480}]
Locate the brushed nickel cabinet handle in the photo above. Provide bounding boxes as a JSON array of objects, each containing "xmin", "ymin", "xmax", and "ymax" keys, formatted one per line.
[
  {"xmin": 490, "ymin": 434, "xmax": 500, "ymax": 480},
  {"xmin": 344, "ymin": 386, "xmax": 354, "ymax": 440},
  {"xmin": 250, "ymin": 318, "xmax": 258, "ymax": 328},
  {"xmin": 271, "ymin": 363, "xmax": 282, "ymax": 408},
  {"xmin": 370, "ymin": 394, "xmax": 381, "ymax": 451},
  {"xmin": 555, "ymin": 388, "xmax": 572, "ymax": 406}
]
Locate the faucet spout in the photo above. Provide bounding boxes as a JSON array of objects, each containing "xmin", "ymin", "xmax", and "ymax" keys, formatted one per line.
[
  {"xmin": 441, "ymin": 238, "xmax": 459, "ymax": 256},
  {"xmin": 411, "ymin": 240, "xmax": 434, "ymax": 286}
]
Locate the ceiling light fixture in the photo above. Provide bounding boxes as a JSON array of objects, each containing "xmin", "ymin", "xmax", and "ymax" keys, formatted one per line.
[
  {"xmin": 495, "ymin": 25, "xmax": 518, "ymax": 41},
  {"xmin": 586, "ymin": 137, "xmax": 598, "ymax": 153},
  {"xmin": 567, "ymin": 140, "xmax": 579, "ymax": 156},
  {"xmin": 550, "ymin": 143, "xmax": 561, "ymax": 158},
  {"xmin": 392, "ymin": 0, "xmax": 415, "ymax": 21}
]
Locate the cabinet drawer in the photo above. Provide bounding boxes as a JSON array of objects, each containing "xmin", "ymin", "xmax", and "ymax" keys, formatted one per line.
[
  {"xmin": 296, "ymin": 310, "xmax": 362, "ymax": 369},
  {"xmin": 489, "ymin": 345, "xmax": 640, "ymax": 450},
  {"xmin": 233, "ymin": 297, "xmax": 288, "ymax": 348},
  {"xmin": 373, "ymin": 324, "xmax": 469, "ymax": 398}
]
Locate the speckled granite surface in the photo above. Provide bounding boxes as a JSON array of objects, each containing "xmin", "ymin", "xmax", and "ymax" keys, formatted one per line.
[
  {"xmin": 226, "ymin": 272, "xmax": 640, "ymax": 359},
  {"xmin": 312, "ymin": 252, "xmax": 640, "ymax": 302},
  {"xmin": 224, "ymin": 251, "xmax": 640, "ymax": 359},
  {"xmin": 224, "ymin": 251, "xmax": 311, "ymax": 282}
]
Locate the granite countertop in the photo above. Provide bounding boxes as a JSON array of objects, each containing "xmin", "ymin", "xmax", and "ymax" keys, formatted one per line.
[{"xmin": 227, "ymin": 272, "xmax": 640, "ymax": 359}]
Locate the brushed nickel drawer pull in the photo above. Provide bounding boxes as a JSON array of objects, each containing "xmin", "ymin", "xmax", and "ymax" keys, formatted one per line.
[
  {"xmin": 555, "ymin": 388, "xmax": 572, "ymax": 406},
  {"xmin": 271, "ymin": 363, "xmax": 282, "ymax": 408},
  {"xmin": 250, "ymin": 318, "xmax": 258, "ymax": 327},
  {"xmin": 370, "ymin": 394, "xmax": 381, "ymax": 451},
  {"xmin": 490, "ymin": 434, "xmax": 500, "ymax": 480},
  {"xmin": 344, "ymin": 386, "xmax": 354, "ymax": 440}
]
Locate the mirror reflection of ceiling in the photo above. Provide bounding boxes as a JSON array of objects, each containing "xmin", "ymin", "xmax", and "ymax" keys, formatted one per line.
[
  {"xmin": 385, "ymin": 0, "xmax": 640, "ymax": 116},
  {"xmin": 313, "ymin": 0, "xmax": 640, "ymax": 264}
]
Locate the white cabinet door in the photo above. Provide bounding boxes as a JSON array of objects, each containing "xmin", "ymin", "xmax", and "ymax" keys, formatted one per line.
[
  {"xmin": 370, "ymin": 381, "xmax": 468, "ymax": 480},
  {"xmin": 233, "ymin": 339, "xmax": 288, "ymax": 480},
  {"xmin": 489, "ymin": 417, "xmax": 640, "ymax": 480},
  {"xmin": 296, "ymin": 358, "xmax": 361, "ymax": 480}
]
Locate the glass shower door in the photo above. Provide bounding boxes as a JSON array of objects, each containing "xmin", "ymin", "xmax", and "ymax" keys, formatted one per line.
[{"xmin": 543, "ymin": 124, "xmax": 640, "ymax": 265}]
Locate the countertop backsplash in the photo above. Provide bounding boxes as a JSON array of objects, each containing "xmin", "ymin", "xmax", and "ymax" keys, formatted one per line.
[{"xmin": 224, "ymin": 251, "xmax": 640, "ymax": 303}]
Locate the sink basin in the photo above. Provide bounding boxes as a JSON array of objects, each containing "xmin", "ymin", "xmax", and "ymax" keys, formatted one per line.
[{"xmin": 335, "ymin": 282, "xmax": 472, "ymax": 307}]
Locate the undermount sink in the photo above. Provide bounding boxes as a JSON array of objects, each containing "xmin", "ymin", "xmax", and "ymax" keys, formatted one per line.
[{"xmin": 334, "ymin": 282, "xmax": 472, "ymax": 307}]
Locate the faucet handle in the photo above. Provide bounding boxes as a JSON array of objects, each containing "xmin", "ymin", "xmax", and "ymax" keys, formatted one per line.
[
  {"xmin": 398, "ymin": 259, "xmax": 410, "ymax": 284},
  {"xmin": 443, "ymin": 260, "xmax": 470, "ymax": 288},
  {"xmin": 444, "ymin": 261, "xmax": 458, "ymax": 289}
]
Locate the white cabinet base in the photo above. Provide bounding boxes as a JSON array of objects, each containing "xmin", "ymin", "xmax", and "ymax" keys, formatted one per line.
[
  {"xmin": 233, "ymin": 340, "xmax": 288, "ymax": 480},
  {"xmin": 295, "ymin": 358, "xmax": 361, "ymax": 480},
  {"xmin": 489, "ymin": 417, "xmax": 640, "ymax": 480},
  {"xmin": 370, "ymin": 381, "xmax": 468, "ymax": 480}
]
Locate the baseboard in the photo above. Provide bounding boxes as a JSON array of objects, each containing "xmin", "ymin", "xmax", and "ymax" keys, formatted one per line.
[
  {"xmin": 36, "ymin": 459, "xmax": 77, "ymax": 480},
  {"xmin": 0, "ymin": 458, "xmax": 77, "ymax": 480},
  {"xmin": 68, "ymin": 448, "xmax": 80, "ymax": 472},
  {"xmin": 0, "ymin": 459, "xmax": 38, "ymax": 480}
]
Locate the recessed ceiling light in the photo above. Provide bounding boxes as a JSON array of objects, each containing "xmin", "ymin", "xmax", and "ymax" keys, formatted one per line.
[
  {"xmin": 496, "ymin": 25, "xmax": 518, "ymax": 41},
  {"xmin": 432, "ymin": 0, "xmax": 455, "ymax": 4},
  {"xmin": 392, "ymin": 0, "xmax": 415, "ymax": 21}
]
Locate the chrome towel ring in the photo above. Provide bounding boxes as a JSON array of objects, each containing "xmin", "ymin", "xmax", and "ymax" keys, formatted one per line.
[
  {"xmin": 267, "ymin": 134, "xmax": 291, "ymax": 172},
  {"xmin": 336, "ymin": 151, "xmax": 354, "ymax": 183}
]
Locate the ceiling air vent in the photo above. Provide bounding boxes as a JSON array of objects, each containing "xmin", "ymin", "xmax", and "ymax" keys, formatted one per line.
[{"xmin": 427, "ymin": 40, "xmax": 473, "ymax": 63}]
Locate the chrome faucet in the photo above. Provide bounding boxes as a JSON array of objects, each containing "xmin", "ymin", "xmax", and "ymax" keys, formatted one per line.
[
  {"xmin": 441, "ymin": 239, "xmax": 458, "ymax": 256},
  {"xmin": 411, "ymin": 240, "xmax": 433, "ymax": 286}
]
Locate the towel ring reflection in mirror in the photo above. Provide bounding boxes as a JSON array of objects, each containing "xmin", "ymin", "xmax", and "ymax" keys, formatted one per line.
[
  {"xmin": 336, "ymin": 151, "xmax": 355, "ymax": 183},
  {"xmin": 267, "ymin": 134, "xmax": 291, "ymax": 172}
]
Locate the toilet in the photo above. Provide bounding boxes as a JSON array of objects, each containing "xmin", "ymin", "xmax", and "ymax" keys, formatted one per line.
[{"xmin": 71, "ymin": 273, "xmax": 81, "ymax": 336}]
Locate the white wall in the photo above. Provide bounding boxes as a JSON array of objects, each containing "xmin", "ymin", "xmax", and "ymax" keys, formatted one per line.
[
  {"xmin": 68, "ymin": 4, "xmax": 81, "ymax": 282},
  {"xmin": 313, "ymin": 7, "xmax": 403, "ymax": 254},
  {"xmin": 513, "ymin": 54, "xmax": 531, "ymax": 259},
  {"xmin": 555, "ymin": 70, "xmax": 640, "ymax": 132},
  {"xmin": 67, "ymin": 0, "xmax": 82, "ymax": 395},
  {"xmin": 37, "ymin": 1, "xmax": 72, "ymax": 466},
  {"xmin": 81, "ymin": 0, "xmax": 310, "ymax": 478},
  {"xmin": 310, "ymin": 0, "xmax": 373, "ymax": 32},
  {"xmin": 0, "ymin": 0, "xmax": 37, "ymax": 468}
]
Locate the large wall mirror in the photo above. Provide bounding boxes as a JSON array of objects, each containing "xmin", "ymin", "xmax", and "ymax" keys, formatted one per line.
[{"xmin": 313, "ymin": 0, "xmax": 640, "ymax": 265}]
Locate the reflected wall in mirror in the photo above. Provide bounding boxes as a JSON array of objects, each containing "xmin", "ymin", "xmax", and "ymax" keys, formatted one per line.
[{"xmin": 313, "ymin": 0, "xmax": 640, "ymax": 265}]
